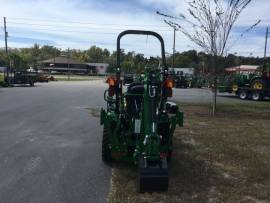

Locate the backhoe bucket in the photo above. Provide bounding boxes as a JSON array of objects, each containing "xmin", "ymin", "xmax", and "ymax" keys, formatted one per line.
[{"xmin": 138, "ymin": 157, "xmax": 168, "ymax": 192}]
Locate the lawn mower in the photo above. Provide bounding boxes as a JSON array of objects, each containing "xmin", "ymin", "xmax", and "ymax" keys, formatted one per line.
[{"xmin": 100, "ymin": 30, "xmax": 184, "ymax": 192}]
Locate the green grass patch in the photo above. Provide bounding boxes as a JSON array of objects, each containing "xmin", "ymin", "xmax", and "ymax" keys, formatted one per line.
[
  {"xmin": 0, "ymin": 73, "xmax": 4, "ymax": 82},
  {"xmin": 53, "ymin": 75, "xmax": 105, "ymax": 81},
  {"xmin": 108, "ymin": 102, "xmax": 270, "ymax": 202}
]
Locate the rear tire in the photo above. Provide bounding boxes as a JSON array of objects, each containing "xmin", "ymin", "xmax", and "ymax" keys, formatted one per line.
[
  {"xmin": 167, "ymin": 150, "xmax": 172, "ymax": 162},
  {"xmin": 102, "ymin": 126, "xmax": 112, "ymax": 163},
  {"xmin": 29, "ymin": 80, "xmax": 34, "ymax": 86},
  {"xmin": 239, "ymin": 90, "xmax": 248, "ymax": 100},
  {"xmin": 251, "ymin": 91, "xmax": 262, "ymax": 101}
]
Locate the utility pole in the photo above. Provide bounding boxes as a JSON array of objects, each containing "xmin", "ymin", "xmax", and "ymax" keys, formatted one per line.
[
  {"xmin": 156, "ymin": 11, "xmax": 177, "ymax": 69},
  {"xmin": 263, "ymin": 27, "xmax": 268, "ymax": 72},
  {"xmin": 67, "ymin": 48, "xmax": 70, "ymax": 81},
  {"xmin": 3, "ymin": 17, "xmax": 9, "ymax": 85},
  {"xmin": 172, "ymin": 27, "xmax": 176, "ymax": 69},
  {"xmin": 164, "ymin": 23, "xmax": 177, "ymax": 69},
  {"xmin": 4, "ymin": 17, "xmax": 8, "ymax": 58}
]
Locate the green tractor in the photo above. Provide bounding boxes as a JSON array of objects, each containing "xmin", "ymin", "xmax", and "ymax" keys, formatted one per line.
[
  {"xmin": 0, "ymin": 72, "xmax": 6, "ymax": 87},
  {"xmin": 232, "ymin": 71, "xmax": 270, "ymax": 101},
  {"xmin": 100, "ymin": 30, "xmax": 184, "ymax": 192}
]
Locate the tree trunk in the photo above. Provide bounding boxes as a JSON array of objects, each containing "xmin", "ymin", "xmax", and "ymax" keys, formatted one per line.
[
  {"xmin": 212, "ymin": 75, "xmax": 217, "ymax": 115},
  {"xmin": 212, "ymin": 55, "xmax": 217, "ymax": 115}
]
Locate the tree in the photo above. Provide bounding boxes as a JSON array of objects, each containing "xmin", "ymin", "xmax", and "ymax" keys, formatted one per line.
[
  {"xmin": 0, "ymin": 49, "xmax": 8, "ymax": 67},
  {"xmin": 157, "ymin": 0, "xmax": 260, "ymax": 115},
  {"xmin": 1, "ymin": 44, "xmax": 267, "ymax": 75},
  {"xmin": 30, "ymin": 44, "xmax": 41, "ymax": 69},
  {"xmin": 84, "ymin": 46, "xmax": 110, "ymax": 63},
  {"xmin": 9, "ymin": 52, "xmax": 27, "ymax": 71},
  {"xmin": 70, "ymin": 49, "xmax": 87, "ymax": 62},
  {"xmin": 40, "ymin": 45, "xmax": 60, "ymax": 60}
]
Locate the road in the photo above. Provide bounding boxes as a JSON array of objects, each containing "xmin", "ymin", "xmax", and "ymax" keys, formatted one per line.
[
  {"xmin": 0, "ymin": 81, "xmax": 110, "ymax": 203},
  {"xmin": 0, "ymin": 80, "xmax": 264, "ymax": 203},
  {"xmin": 172, "ymin": 87, "xmax": 269, "ymax": 103},
  {"xmin": 173, "ymin": 87, "xmax": 244, "ymax": 103}
]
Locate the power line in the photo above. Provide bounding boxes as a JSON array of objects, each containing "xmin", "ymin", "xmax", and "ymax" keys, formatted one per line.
[
  {"xmin": 6, "ymin": 16, "xmax": 270, "ymax": 32},
  {"xmin": 8, "ymin": 16, "xmax": 270, "ymax": 22},
  {"xmin": 226, "ymin": 20, "xmax": 262, "ymax": 51},
  {"xmin": 156, "ymin": 11, "xmax": 179, "ymax": 68},
  {"xmin": 231, "ymin": 51, "xmax": 269, "ymax": 53},
  {"xmin": 6, "ymin": 23, "xmax": 179, "ymax": 37},
  {"xmin": 7, "ymin": 21, "xmax": 172, "ymax": 32},
  {"xmin": 4, "ymin": 17, "xmax": 269, "ymax": 57},
  {"xmin": 8, "ymin": 27, "xmax": 118, "ymax": 35},
  {"xmin": 7, "ymin": 17, "xmax": 169, "ymax": 28},
  {"xmin": 8, "ymin": 19, "xmax": 262, "ymax": 35}
]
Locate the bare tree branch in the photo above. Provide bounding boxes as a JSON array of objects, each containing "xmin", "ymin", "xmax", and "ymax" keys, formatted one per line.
[
  {"xmin": 157, "ymin": 0, "xmax": 259, "ymax": 114},
  {"xmin": 157, "ymin": 0, "xmax": 259, "ymax": 57}
]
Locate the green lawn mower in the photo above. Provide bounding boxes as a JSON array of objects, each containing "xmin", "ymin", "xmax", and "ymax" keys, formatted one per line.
[{"xmin": 100, "ymin": 30, "xmax": 184, "ymax": 192}]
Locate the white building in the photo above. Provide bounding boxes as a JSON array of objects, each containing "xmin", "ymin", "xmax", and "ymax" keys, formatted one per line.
[
  {"xmin": 86, "ymin": 63, "xmax": 109, "ymax": 74},
  {"xmin": 225, "ymin": 65, "xmax": 259, "ymax": 74},
  {"xmin": 169, "ymin": 67, "xmax": 195, "ymax": 75},
  {"xmin": 0, "ymin": 67, "xmax": 7, "ymax": 72}
]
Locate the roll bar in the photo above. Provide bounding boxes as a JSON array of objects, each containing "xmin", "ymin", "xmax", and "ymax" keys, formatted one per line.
[
  {"xmin": 116, "ymin": 30, "xmax": 168, "ymax": 72},
  {"xmin": 115, "ymin": 30, "xmax": 168, "ymax": 114}
]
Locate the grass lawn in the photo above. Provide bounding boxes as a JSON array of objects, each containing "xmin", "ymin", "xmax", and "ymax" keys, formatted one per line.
[
  {"xmin": 53, "ymin": 75, "xmax": 105, "ymax": 81},
  {"xmin": 0, "ymin": 73, "xmax": 4, "ymax": 82},
  {"xmin": 108, "ymin": 101, "xmax": 270, "ymax": 202}
]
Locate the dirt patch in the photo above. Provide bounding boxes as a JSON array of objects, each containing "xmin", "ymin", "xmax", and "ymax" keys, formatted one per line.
[
  {"xmin": 108, "ymin": 102, "xmax": 270, "ymax": 202},
  {"xmin": 88, "ymin": 107, "xmax": 100, "ymax": 118}
]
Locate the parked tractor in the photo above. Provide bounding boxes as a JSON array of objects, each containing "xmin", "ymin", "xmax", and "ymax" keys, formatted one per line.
[
  {"xmin": 232, "ymin": 71, "xmax": 270, "ymax": 101},
  {"xmin": 217, "ymin": 74, "xmax": 235, "ymax": 93},
  {"xmin": 5, "ymin": 71, "xmax": 37, "ymax": 86},
  {"xmin": 173, "ymin": 71, "xmax": 189, "ymax": 88},
  {"xmin": 100, "ymin": 30, "xmax": 184, "ymax": 192},
  {"xmin": 0, "ymin": 72, "xmax": 6, "ymax": 87}
]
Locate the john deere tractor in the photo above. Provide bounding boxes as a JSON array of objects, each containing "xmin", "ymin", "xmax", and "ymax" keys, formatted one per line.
[
  {"xmin": 231, "ymin": 70, "xmax": 270, "ymax": 101},
  {"xmin": 100, "ymin": 30, "xmax": 184, "ymax": 192}
]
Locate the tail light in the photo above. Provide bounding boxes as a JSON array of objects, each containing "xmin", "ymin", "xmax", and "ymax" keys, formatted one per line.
[
  {"xmin": 106, "ymin": 77, "xmax": 116, "ymax": 96},
  {"xmin": 164, "ymin": 79, "xmax": 174, "ymax": 88},
  {"xmin": 163, "ymin": 79, "xmax": 174, "ymax": 97},
  {"xmin": 106, "ymin": 77, "xmax": 116, "ymax": 86}
]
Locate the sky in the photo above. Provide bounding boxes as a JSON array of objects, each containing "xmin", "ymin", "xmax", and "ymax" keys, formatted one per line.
[{"xmin": 0, "ymin": 0, "xmax": 270, "ymax": 57}]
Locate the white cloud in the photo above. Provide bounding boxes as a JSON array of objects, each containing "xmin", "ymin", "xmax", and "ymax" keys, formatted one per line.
[{"xmin": 0, "ymin": 0, "xmax": 268, "ymax": 57}]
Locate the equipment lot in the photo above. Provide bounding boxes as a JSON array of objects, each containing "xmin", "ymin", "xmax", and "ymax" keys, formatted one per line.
[{"xmin": 0, "ymin": 80, "xmax": 269, "ymax": 202}]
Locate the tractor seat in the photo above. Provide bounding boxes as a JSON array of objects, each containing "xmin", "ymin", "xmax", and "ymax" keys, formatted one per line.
[{"xmin": 126, "ymin": 82, "xmax": 144, "ymax": 116}]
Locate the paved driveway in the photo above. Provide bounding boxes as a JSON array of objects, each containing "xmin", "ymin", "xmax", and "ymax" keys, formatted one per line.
[{"xmin": 0, "ymin": 81, "xmax": 110, "ymax": 203}]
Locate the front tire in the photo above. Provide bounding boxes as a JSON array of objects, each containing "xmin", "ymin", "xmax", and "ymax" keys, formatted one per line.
[
  {"xmin": 102, "ymin": 126, "xmax": 112, "ymax": 163},
  {"xmin": 239, "ymin": 90, "xmax": 248, "ymax": 100},
  {"xmin": 29, "ymin": 80, "xmax": 34, "ymax": 86},
  {"xmin": 251, "ymin": 91, "xmax": 262, "ymax": 101}
]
